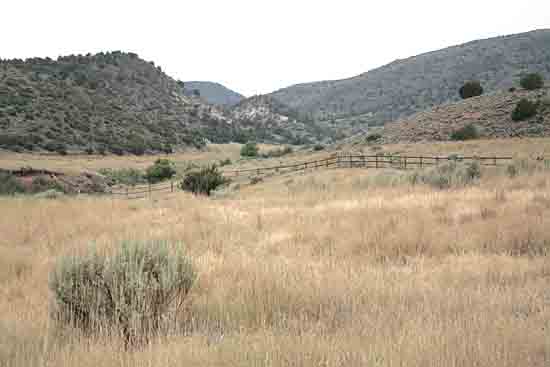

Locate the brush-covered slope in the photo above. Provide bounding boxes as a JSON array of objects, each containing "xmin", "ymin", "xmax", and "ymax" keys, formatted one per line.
[
  {"xmin": 270, "ymin": 29, "xmax": 550, "ymax": 125},
  {"xmin": 0, "ymin": 52, "xmax": 237, "ymax": 154},
  {"xmin": 375, "ymin": 88, "xmax": 550, "ymax": 144},
  {"xmin": 183, "ymin": 81, "xmax": 244, "ymax": 106}
]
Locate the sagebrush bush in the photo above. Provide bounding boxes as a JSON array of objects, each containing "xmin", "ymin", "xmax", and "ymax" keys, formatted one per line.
[
  {"xmin": 50, "ymin": 240, "xmax": 196, "ymax": 346},
  {"xmin": 144, "ymin": 159, "xmax": 176, "ymax": 184},
  {"xmin": 459, "ymin": 81, "xmax": 484, "ymax": 99},
  {"xmin": 450, "ymin": 124, "xmax": 479, "ymax": 141},
  {"xmin": 512, "ymin": 99, "xmax": 538, "ymax": 121},
  {"xmin": 180, "ymin": 165, "xmax": 229, "ymax": 196},
  {"xmin": 408, "ymin": 161, "xmax": 482, "ymax": 189},
  {"xmin": 520, "ymin": 73, "xmax": 544, "ymax": 90}
]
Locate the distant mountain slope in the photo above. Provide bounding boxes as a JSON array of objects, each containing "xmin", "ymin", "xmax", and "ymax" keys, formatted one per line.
[
  {"xmin": 0, "ymin": 52, "xmax": 239, "ymax": 154},
  {"xmin": 270, "ymin": 29, "xmax": 550, "ymax": 125},
  {"xmin": 184, "ymin": 81, "xmax": 244, "ymax": 106},
  {"xmin": 372, "ymin": 88, "xmax": 550, "ymax": 144}
]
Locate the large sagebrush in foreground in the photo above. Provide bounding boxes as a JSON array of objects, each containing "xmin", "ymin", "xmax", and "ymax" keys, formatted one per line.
[{"xmin": 49, "ymin": 240, "xmax": 196, "ymax": 345}]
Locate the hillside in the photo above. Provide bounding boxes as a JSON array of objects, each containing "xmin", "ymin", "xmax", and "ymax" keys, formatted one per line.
[
  {"xmin": 358, "ymin": 88, "xmax": 550, "ymax": 145},
  {"xmin": 230, "ymin": 95, "xmax": 340, "ymax": 144},
  {"xmin": 183, "ymin": 81, "xmax": 244, "ymax": 106},
  {"xmin": 0, "ymin": 52, "xmax": 240, "ymax": 154},
  {"xmin": 270, "ymin": 29, "xmax": 550, "ymax": 126}
]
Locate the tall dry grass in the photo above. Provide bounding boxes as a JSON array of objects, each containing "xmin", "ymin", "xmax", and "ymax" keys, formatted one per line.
[{"xmin": 1, "ymin": 158, "xmax": 549, "ymax": 366}]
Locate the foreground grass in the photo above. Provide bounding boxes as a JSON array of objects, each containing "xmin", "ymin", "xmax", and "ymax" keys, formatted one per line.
[{"xmin": 1, "ymin": 164, "xmax": 550, "ymax": 366}]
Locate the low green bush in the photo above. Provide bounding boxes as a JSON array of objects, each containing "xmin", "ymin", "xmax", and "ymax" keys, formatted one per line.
[
  {"xmin": 180, "ymin": 165, "xmax": 229, "ymax": 196},
  {"xmin": 459, "ymin": 81, "xmax": 484, "ymax": 99},
  {"xmin": 450, "ymin": 124, "xmax": 479, "ymax": 141},
  {"xmin": 313, "ymin": 144, "xmax": 325, "ymax": 151},
  {"xmin": 240, "ymin": 142, "xmax": 259, "ymax": 157},
  {"xmin": 144, "ymin": 159, "xmax": 176, "ymax": 184},
  {"xmin": 0, "ymin": 172, "xmax": 25, "ymax": 195},
  {"xmin": 49, "ymin": 240, "xmax": 196, "ymax": 346},
  {"xmin": 520, "ymin": 73, "xmax": 544, "ymax": 90},
  {"xmin": 512, "ymin": 99, "xmax": 538, "ymax": 121},
  {"xmin": 365, "ymin": 134, "xmax": 382, "ymax": 142}
]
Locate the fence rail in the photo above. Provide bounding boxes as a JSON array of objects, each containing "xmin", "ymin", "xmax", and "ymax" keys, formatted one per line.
[
  {"xmin": 110, "ymin": 153, "xmax": 514, "ymax": 199},
  {"xmin": 219, "ymin": 153, "xmax": 513, "ymax": 178}
]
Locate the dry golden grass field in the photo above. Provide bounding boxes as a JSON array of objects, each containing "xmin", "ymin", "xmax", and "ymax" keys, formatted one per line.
[{"xmin": 1, "ymin": 138, "xmax": 550, "ymax": 366}]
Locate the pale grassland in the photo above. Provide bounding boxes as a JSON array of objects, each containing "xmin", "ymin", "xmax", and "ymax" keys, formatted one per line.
[{"xmin": 1, "ymin": 141, "xmax": 550, "ymax": 366}]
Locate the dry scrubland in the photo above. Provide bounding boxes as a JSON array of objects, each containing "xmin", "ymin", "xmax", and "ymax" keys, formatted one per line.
[{"xmin": 2, "ymin": 140, "xmax": 550, "ymax": 366}]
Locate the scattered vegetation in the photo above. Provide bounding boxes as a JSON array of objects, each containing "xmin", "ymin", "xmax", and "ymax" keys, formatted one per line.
[
  {"xmin": 512, "ymin": 99, "xmax": 538, "ymax": 121},
  {"xmin": 520, "ymin": 73, "xmax": 544, "ymax": 90},
  {"xmin": 180, "ymin": 165, "xmax": 229, "ymax": 196},
  {"xmin": 313, "ymin": 144, "xmax": 325, "ymax": 151},
  {"xmin": 459, "ymin": 80, "xmax": 484, "ymax": 99},
  {"xmin": 450, "ymin": 124, "xmax": 479, "ymax": 141},
  {"xmin": 50, "ymin": 240, "xmax": 196, "ymax": 346},
  {"xmin": 98, "ymin": 168, "xmax": 146, "ymax": 186}
]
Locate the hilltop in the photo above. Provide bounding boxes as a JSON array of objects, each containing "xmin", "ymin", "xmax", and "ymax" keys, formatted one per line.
[
  {"xmin": 183, "ymin": 81, "xmax": 244, "ymax": 106},
  {"xmin": 0, "ymin": 52, "xmax": 243, "ymax": 154},
  {"xmin": 270, "ymin": 29, "xmax": 550, "ymax": 126}
]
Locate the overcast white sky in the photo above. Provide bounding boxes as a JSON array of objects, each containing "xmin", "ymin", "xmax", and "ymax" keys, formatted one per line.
[{"xmin": 2, "ymin": 1, "xmax": 549, "ymax": 96}]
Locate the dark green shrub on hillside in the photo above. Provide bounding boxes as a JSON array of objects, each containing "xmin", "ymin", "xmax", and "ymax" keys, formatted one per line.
[
  {"xmin": 0, "ymin": 172, "xmax": 25, "ymax": 195},
  {"xmin": 144, "ymin": 159, "xmax": 176, "ymax": 184},
  {"xmin": 313, "ymin": 144, "xmax": 325, "ymax": 151},
  {"xmin": 459, "ymin": 81, "xmax": 484, "ymax": 99},
  {"xmin": 450, "ymin": 124, "xmax": 479, "ymax": 141},
  {"xmin": 50, "ymin": 240, "xmax": 196, "ymax": 345},
  {"xmin": 520, "ymin": 73, "xmax": 544, "ymax": 90},
  {"xmin": 180, "ymin": 165, "xmax": 229, "ymax": 196},
  {"xmin": 240, "ymin": 142, "xmax": 259, "ymax": 157},
  {"xmin": 365, "ymin": 134, "xmax": 382, "ymax": 142},
  {"xmin": 512, "ymin": 99, "xmax": 538, "ymax": 121}
]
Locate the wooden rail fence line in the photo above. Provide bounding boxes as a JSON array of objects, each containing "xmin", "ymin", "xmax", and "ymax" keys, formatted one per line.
[
  {"xmin": 110, "ymin": 153, "xmax": 514, "ymax": 199},
  {"xmin": 219, "ymin": 153, "xmax": 514, "ymax": 178}
]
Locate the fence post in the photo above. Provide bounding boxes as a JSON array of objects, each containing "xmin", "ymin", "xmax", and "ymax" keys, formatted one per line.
[
  {"xmin": 171, "ymin": 180, "xmax": 174, "ymax": 193},
  {"xmin": 349, "ymin": 153, "xmax": 352, "ymax": 168},
  {"xmin": 375, "ymin": 155, "xmax": 379, "ymax": 169},
  {"xmin": 404, "ymin": 157, "xmax": 407, "ymax": 170},
  {"xmin": 494, "ymin": 156, "xmax": 497, "ymax": 166},
  {"xmin": 420, "ymin": 157, "xmax": 423, "ymax": 168},
  {"xmin": 126, "ymin": 187, "xmax": 128, "ymax": 198},
  {"xmin": 436, "ymin": 157, "xmax": 440, "ymax": 166},
  {"xmin": 148, "ymin": 183, "xmax": 151, "ymax": 198}
]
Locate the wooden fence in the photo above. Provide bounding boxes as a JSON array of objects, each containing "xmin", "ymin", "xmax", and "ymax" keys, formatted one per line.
[
  {"xmin": 110, "ymin": 153, "xmax": 514, "ymax": 199},
  {"xmin": 219, "ymin": 153, "xmax": 514, "ymax": 178}
]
